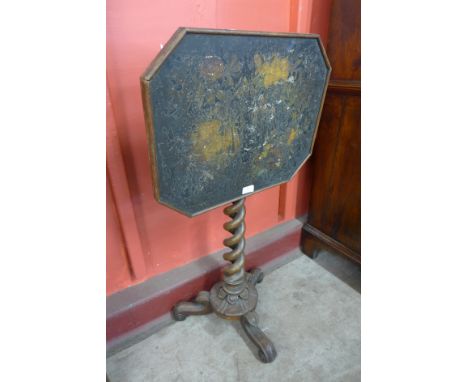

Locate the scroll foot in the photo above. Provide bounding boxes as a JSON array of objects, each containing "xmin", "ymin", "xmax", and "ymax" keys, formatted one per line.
[
  {"xmin": 172, "ymin": 291, "xmax": 212, "ymax": 321},
  {"xmin": 240, "ymin": 312, "xmax": 277, "ymax": 363}
]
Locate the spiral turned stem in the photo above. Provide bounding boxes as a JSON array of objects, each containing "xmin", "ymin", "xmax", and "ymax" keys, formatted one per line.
[
  {"xmin": 176, "ymin": 198, "xmax": 277, "ymax": 363},
  {"xmin": 222, "ymin": 198, "xmax": 246, "ymax": 292}
]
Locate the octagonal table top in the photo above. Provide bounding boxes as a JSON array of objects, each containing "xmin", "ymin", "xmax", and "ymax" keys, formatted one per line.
[{"xmin": 141, "ymin": 28, "xmax": 330, "ymax": 216}]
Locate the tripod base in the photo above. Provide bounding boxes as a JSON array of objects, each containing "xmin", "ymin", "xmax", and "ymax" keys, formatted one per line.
[{"xmin": 172, "ymin": 268, "xmax": 277, "ymax": 363}]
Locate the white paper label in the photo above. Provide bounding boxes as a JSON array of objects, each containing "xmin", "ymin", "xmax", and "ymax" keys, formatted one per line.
[{"xmin": 242, "ymin": 185, "xmax": 254, "ymax": 194}]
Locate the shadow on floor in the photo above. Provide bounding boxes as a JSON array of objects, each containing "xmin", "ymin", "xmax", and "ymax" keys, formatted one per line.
[{"xmin": 308, "ymin": 250, "xmax": 361, "ymax": 293}]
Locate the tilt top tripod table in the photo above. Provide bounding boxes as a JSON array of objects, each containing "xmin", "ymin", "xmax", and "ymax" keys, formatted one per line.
[{"xmin": 141, "ymin": 27, "xmax": 330, "ymax": 363}]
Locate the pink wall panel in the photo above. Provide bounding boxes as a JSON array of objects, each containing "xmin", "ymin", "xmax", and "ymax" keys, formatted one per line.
[
  {"xmin": 106, "ymin": 174, "xmax": 132, "ymax": 294},
  {"xmin": 216, "ymin": 0, "xmax": 290, "ymax": 31},
  {"xmin": 106, "ymin": 0, "xmax": 332, "ymax": 295}
]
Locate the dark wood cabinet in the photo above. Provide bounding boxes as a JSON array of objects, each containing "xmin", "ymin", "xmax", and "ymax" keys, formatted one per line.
[{"xmin": 301, "ymin": 0, "xmax": 361, "ymax": 264}]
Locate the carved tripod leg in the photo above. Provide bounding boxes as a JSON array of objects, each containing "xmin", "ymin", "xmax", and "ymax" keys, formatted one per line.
[
  {"xmin": 247, "ymin": 268, "xmax": 264, "ymax": 286},
  {"xmin": 173, "ymin": 291, "xmax": 212, "ymax": 321},
  {"xmin": 240, "ymin": 312, "xmax": 277, "ymax": 363}
]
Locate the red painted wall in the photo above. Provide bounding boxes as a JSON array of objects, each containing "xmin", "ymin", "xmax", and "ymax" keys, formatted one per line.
[{"xmin": 106, "ymin": 0, "xmax": 332, "ymax": 295}]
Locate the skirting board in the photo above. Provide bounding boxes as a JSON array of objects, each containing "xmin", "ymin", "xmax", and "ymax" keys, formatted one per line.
[{"xmin": 107, "ymin": 217, "xmax": 305, "ymax": 356}]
